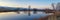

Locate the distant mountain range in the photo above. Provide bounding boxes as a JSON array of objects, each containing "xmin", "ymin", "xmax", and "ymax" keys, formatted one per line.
[
  {"xmin": 0, "ymin": 6, "xmax": 51, "ymax": 11},
  {"xmin": 0, "ymin": 6, "xmax": 32, "ymax": 11}
]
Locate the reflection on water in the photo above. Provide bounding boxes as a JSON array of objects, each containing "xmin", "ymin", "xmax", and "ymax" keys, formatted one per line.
[{"xmin": 0, "ymin": 11, "xmax": 49, "ymax": 20}]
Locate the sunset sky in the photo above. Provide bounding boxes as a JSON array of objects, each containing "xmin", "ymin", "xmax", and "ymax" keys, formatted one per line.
[
  {"xmin": 0, "ymin": 0, "xmax": 60, "ymax": 9},
  {"xmin": 0, "ymin": 0, "xmax": 60, "ymax": 20}
]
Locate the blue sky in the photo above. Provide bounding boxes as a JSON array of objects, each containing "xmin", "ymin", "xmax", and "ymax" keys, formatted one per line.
[
  {"xmin": 0, "ymin": 0, "xmax": 60, "ymax": 19},
  {"xmin": 0, "ymin": 0, "xmax": 60, "ymax": 9}
]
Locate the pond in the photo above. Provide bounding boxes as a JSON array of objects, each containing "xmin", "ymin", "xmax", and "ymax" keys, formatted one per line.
[{"xmin": 0, "ymin": 11, "xmax": 50, "ymax": 20}]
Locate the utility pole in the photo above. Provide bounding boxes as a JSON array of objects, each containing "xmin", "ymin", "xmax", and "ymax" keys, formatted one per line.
[
  {"xmin": 17, "ymin": 7, "xmax": 20, "ymax": 14},
  {"xmin": 28, "ymin": 5, "xmax": 31, "ymax": 16}
]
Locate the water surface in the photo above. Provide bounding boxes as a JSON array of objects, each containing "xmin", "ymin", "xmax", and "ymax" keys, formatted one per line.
[{"xmin": 0, "ymin": 11, "xmax": 49, "ymax": 20}]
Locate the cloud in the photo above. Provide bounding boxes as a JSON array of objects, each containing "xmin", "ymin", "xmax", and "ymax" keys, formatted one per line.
[
  {"xmin": 0, "ymin": 2, "xmax": 21, "ymax": 7},
  {"xmin": 0, "ymin": 0, "xmax": 53, "ymax": 8},
  {"xmin": 0, "ymin": 0, "xmax": 29, "ymax": 7}
]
